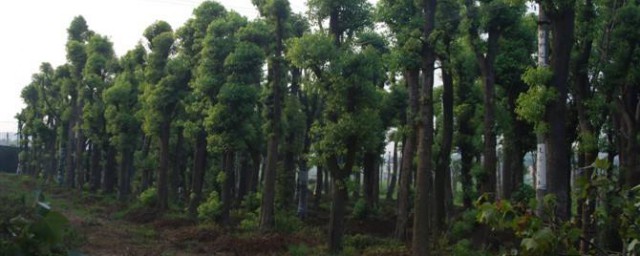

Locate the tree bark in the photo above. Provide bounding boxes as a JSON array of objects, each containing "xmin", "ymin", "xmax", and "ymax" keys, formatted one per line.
[
  {"xmin": 544, "ymin": 4, "xmax": 575, "ymax": 221},
  {"xmin": 394, "ymin": 69, "xmax": 419, "ymax": 241},
  {"xmin": 413, "ymin": 0, "xmax": 436, "ymax": 253},
  {"xmin": 221, "ymin": 150, "xmax": 236, "ymax": 225},
  {"xmin": 386, "ymin": 140, "xmax": 399, "ymax": 201},
  {"xmin": 434, "ymin": 66, "xmax": 454, "ymax": 232},
  {"xmin": 260, "ymin": 12, "xmax": 284, "ymax": 232},
  {"xmin": 102, "ymin": 143, "xmax": 117, "ymax": 194},
  {"xmin": 157, "ymin": 120, "xmax": 171, "ymax": 210},
  {"xmin": 188, "ymin": 130, "xmax": 207, "ymax": 217},
  {"xmin": 363, "ymin": 152, "xmax": 378, "ymax": 215},
  {"xmin": 89, "ymin": 142, "xmax": 101, "ymax": 192}
]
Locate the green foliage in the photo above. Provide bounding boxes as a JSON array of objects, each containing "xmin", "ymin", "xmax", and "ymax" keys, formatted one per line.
[
  {"xmin": 516, "ymin": 67, "xmax": 556, "ymax": 134},
  {"xmin": 0, "ymin": 189, "xmax": 74, "ymax": 256},
  {"xmin": 241, "ymin": 192, "xmax": 262, "ymax": 212},
  {"xmin": 474, "ymin": 194, "xmax": 581, "ymax": 255},
  {"xmin": 138, "ymin": 187, "xmax": 157, "ymax": 207},
  {"xmin": 288, "ymin": 243, "xmax": 311, "ymax": 256},
  {"xmin": 343, "ymin": 234, "xmax": 406, "ymax": 255},
  {"xmin": 197, "ymin": 191, "xmax": 222, "ymax": 222},
  {"xmin": 274, "ymin": 211, "xmax": 304, "ymax": 234},
  {"xmin": 239, "ymin": 211, "xmax": 260, "ymax": 231},
  {"xmin": 351, "ymin": 198, "xmax": 368, "ymax": 220}
]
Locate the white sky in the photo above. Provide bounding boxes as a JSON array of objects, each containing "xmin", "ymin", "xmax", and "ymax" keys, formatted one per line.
[{"xmin": 0, "ymin": 0, "xmax": 325, "ymax": 133}]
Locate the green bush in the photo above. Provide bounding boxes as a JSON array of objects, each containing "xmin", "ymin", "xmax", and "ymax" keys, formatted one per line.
[
  {"xmin": 138, "ymin": 187, "xmax": 157, "ymax": 207},
  {"xmin": 241, "ymin": 192, "xmax": 261, "ymax": 212},
  {"xmin": 275, "ymin": 211, "xmax": 304, "ymax": 234},
  {"xmin": 197, "ymin": 191, "xmax": 222, "ymax": 221},
  {"xmin": 0, "ymin": 191, "xmax": 74, "ymax": 256},
  {"xmin": 288, "ymin": 244, "xmax": 310, "ymax": 256},
  {"xmin": 352, "ymin": 198, "xmax": 367, "ymax": 220},
  {"xmin": 239, "ymin": 211, "xmax": 259, "ymax": 231}
]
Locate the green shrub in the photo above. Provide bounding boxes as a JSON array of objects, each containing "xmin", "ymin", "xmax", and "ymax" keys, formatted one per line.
[
  {"xmin": 352, "ymin": 198, "xmax": 367, "ymax": 220},
  {"xmin": 288, "ymin": 244, "xmax": 310, "ymax": 256},
  {"xmin": 275, "ymin": 211, "xmax": 304, "ymax": 234},
  {"xmin": 0, "ymin": 191, "xmax": 73, "ymax": 256},
  {"xmin": 197, "ymin": 191, "xmax": 222, "ymax": 221},
  {"xmin": 239, "ymin": 211, "xmax": 259, "ymax": 231},
  {"xmin": 241, "ymin": 192, "xmax": 261, "ymax": 212},
  {"xmin": 138, "ymin": 187, "xmax": 157, "ymax": 207}
]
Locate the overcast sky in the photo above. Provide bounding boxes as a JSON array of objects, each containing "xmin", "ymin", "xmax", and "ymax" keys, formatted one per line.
[{"xmin": 0, "ymin": 0, "xmax": 334, "ymax": 133}]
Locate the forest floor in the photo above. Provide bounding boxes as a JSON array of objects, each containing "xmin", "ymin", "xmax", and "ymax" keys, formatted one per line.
[{"xmin": 0, "ymin": 173, "xmax": 408, "ymax": 256}]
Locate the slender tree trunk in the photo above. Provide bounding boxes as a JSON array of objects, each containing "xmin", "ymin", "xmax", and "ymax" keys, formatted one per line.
[
  {"xmin": 102, "ymin": 142, "xmax": 117, "ymax": 194},
  {"xmin": 279, "ymin": 149, "xmax": 296, "ymax": 209},
  {"xmin": 386, "ymin": 140, "xmax": 399, "ymax": 201},
  {"xmin": 572, "ymin": 0, "xmax": 597, "ymax": 250},
  {"xmin": 413, "ymin": 0, "xmax": 437, "ymax": 252},
  {"xmin": 170, "ymin": 127, "xmax": 184, "ymax": 204},
  {"xmin": 141, "ymin": 136, "xmax": 152, "ymax": 191},
  {"xmin": 395, "ymin": 69, "xmax": 419, "ymax": 241},
  {"xmin": 65, "ymin": 101, "xmax": 77, "ymax": 188},
  {"xmin": 434, "ymin": 66, "xmax": 454, "ymax": 232},
  {"xmin": 221, "ymin": 150, "xmax": 236, "ymax": 225},
  {"xmin": 328, "ymin": 170, "xmax": 348, "ymax": 253},
  {"xmin": 188, "ymin": 130, "xmax": 207, "ymax": 217},
  {"xmin": 75, "ymin": 102, "xmax": 86, "ymax": 190},
  {"xmin": 535, "ymin": 5, "xmax": 550, "ymax": 217},
  {"xmin": 315, "ymin": 165, "xmax": 324, "ymax": 207},
  {"xmin": 250, "ymin": 150, "xmax": 261, "ymax": 193},
  {"xmin": 157, "ymin": 120, "xmax": 171, "ymax": 210},
  {"xmin": 116, "ymin": 147, "xmax": 130, "ymax": 200},
  {"xmin": 363, "ymin": 152, "xmax": 377, "ymax": 215},
  {"xmin": 89, "ymin": 142, "xmax": 101, "ymax": 192},
  {"xmin": 297, "ymin": 158, "xmax": 309, "ymax": 218},
  {"xmin": 260, "ymin": 13, "xmax": 284, "ymax": 232},
  {"xmin": 545, "ymin": 5, "xmax": 575, "ymax": 221}
]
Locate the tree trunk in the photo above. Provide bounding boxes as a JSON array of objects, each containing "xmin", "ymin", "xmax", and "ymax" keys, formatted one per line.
[
  {"xmin": 157, "ymin": 120, "xmax": 171, "ymax": 210},
  {"xmin": 394, "ymin": 69, "xmax": 419, "ymax": 241},
  {"xmin": 572, "ymin": 0, "xmax": 597, "ymax": 250},
  {"xmin": 545, "ymin": 5, "xmax": 575, "ymax": 221},
  {"xmin": 65, "ymin": 98, "xmax": 77, "ymax": 188},
  {"xmin": 434, "ymin": 66, "xmax": 454, "ymax": 232},
  {"xmin": 328, "ymin": 172, "xmax": 348, "ymax": 253},
  {"xmin": 413, "ymin": 0, "xmax": 436, "ymax": 252},
  {"xmin": 170, "ymin": 127, "xmax": 184, "ymax": 204},
  {"xmin": 102, "ymin": 142, "xmax": 117, "ymax": 194},
  {"xmin": 363, "ymin": 152, "xmax": 377, "ymax": 215},
  {"xmin": 116, "ymin": 147, "xmax": 130, "ymax": 200},
  {"xmin": 75, "ymin": 103, "xmax": 86, "ymax": 190},
  {"xmin": 260, "ymin": 13, "xmax": 284, "ymax": 232},
  {"xmin": 221, "ymin": 150, "xmax": 236, "ymax": 225},
  {"xmin": 535, "ymin": 4, "xmax": 550, "ymax": 217},
  {"xmin": 140, "ymin": 136, "xmax": 152, "ymax": 192},
  {"xmin": 386, "ymin": 140, "xmax": 399, "ymax": 201},
  {"xmin": 315, "ymin": 165, "xmax": 324, "ymax": 207},
  {"xmin": 89, "ymin": 142, "xmax": 101, "ymax": 192},
  {"xmin": 188, "ymin": 130, "xmax": 207, "ymax": 217},
  {"xmin": 297, "ymin": 158, "xmax": 309, "ymax": 218}
]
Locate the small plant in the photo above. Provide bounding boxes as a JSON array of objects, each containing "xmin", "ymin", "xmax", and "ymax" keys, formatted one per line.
[
  {"xmin": 197, "ymin": 191, "xmax": 222, "ymax": 222},
  {"xmin": 275, "ymin": 211, "xmax": 304, "ymax": 234},
  {"xmin": 288, "ymin": 244, "xmax": 310, "ymax": 256},
  {"xmin": 138, "ymin": 187, "xmax": 157, "ymax": 207},
  {"xmin": 239, "ymin": 211, "xmax": 259, "ymax": 231},
  {"xmin": 352, "ymin": 198, "xmax": 368, "ymax": 220}
]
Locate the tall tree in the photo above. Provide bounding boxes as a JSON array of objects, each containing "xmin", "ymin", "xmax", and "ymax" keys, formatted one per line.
[
  {"xmin": 253, "ymin": 0, "xmax": 291, "ymax": 231},
  {"xmin": 540, "ymin": 0, "xmax": 576, "ymax": 221},
  {"xmin": 141, "ymin": 21, "xmax": 189, "ymax": 210},
  {"xmin": 412, "ymin": 0, "xmax": 437, "ymax": 254},
  {"xmin": 104, "ymin": 45, "xmax": 146, "ymax": 200},
  {"xmin": 377, "ymin": 0, "xmax": 423, "ymax": 240}
]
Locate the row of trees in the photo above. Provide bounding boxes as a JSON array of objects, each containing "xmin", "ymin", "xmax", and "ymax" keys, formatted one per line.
[{"xmin": 16, "ymin": 0, "xmax": 640, "ymax": 254}]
